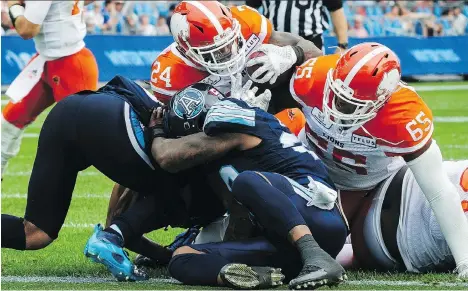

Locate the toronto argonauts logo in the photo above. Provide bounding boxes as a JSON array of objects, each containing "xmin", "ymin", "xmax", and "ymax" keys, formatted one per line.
[{"xmin": 172, "ymin": 88, "xmax": 205, "ymax": 119}]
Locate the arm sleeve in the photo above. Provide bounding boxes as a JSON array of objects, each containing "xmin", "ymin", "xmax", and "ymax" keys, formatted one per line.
[
  {"xmin": 203, "ymin": 100, "xmax": 256, "ymax": 136},
  {"xmin": 323, "ymin": 0, "xmax": 343, "ymax": 12},
  {"xmin": 24, "ymin": 1, "xmax": 52, "ymax": 25},
  {"xmin": 407, "ymin": 141, "xmax": 468, "ymax": 270}
]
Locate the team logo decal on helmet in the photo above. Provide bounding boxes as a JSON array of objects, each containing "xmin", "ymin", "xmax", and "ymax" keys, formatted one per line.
[{"xmin": 172, "ymin": 88, "xmax": 206, "ymax": 119}]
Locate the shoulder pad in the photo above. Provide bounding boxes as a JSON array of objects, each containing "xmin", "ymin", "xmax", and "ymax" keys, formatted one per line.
[
  {"xmin": 370, "ymin": 84, "xmax": 434, "ymax": 155},
  {"xmin": 150, "ymin": 48, "xmax": 208, "ymax": 101}
]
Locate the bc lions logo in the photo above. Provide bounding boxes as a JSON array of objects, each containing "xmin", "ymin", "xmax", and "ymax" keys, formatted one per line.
[{"xmin": 173, "ymin": 88, "xmax": 205, "ymax": 119}]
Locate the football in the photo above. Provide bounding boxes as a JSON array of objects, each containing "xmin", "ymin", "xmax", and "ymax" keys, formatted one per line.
[{"xmin": 246, "ymin": 51, "xmax": 268, "ymax": 81}]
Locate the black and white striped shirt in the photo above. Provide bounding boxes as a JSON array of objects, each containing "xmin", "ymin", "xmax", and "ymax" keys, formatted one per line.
[{"xmin": 246, "ymin": 0, "xmax": 343, "ymax": 37}]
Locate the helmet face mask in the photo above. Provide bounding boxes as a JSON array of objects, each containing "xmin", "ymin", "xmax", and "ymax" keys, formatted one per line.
[
  {"xmin": 323, "ymin": 70, "xmax": 380, "ymax": 131},
  {"xmin": 186, "ymin": 20, "xmax": 246, "ymax": 76}
]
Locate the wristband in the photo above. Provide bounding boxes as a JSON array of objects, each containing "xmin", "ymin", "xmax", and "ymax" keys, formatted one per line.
[
  {"xmin": 9, "ymin": 4, "xmax": 25, "ymax": 28},
  {"xmin": 338, "ymin": 43, "xmax": 348, "ymax": 49},
  {"xmin": 149, "ymin": 125, "xmax": 166, "ymax": 139},
  {"xmin": 291, "ymin": 46, "xmax": 305, "ymax": 66}
]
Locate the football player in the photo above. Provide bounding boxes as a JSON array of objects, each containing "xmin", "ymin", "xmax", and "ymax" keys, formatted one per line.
[
  {"xmin": 287, "ymin": 42, "xmax": 468, "ymax": 278},
  {"xmin": 335, "ymin": 160, "xmax": 468, "ymax": 274},
  {"xmin": 150, "ymin": 1, "xmax": 322, "ymax": 104},
  {"xmin": 1, "ymin": 76, "xmax": 226, "ymax": 282},
  {"xmin": 84, "ymin": 81, "xmax": 348, "ymax": 289},
  {"xmin": 2, "ymin": 1, "xmax": 99, "ymax": 176},
  {"xmin": 145, "ymin": 82, "xmax": 348, "ymax": 289}
]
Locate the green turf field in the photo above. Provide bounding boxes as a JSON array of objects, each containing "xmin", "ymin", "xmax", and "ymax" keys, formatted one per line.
[{"xmin": 2, "ymin": 82, "xmax": 468, "ymax": 290}]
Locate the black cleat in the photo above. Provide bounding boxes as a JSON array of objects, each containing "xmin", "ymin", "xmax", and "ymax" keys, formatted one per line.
[
  {"xmin": 134, "ymin": 254, "xmax": 160, "ymax": 269},
  {"xmin": 220, "ymin": 263, "xmax": 285, "ymax": 289},
  {"xmin": 288, "ymin": 258, "xmax": 347, "ymax": 289}
]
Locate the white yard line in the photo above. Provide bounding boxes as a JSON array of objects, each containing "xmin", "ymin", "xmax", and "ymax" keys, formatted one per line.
[
  {"xmin": 3, "ymin": 170, "xmax": 100, "ymax": 177},
  {"xmin": 2, "ymin": 193, "xmax": 109, "ymax": 199},
  {"xmin": 2, "ymin": 276, "xmax": 468, "ymax": 287},
  {"xmin": 62, "ymin": 223, "xmax": 96, "ymax": 228},
  {"xmin": 15, "ymin": 116, "xmax": 466, "ymax": 141}
]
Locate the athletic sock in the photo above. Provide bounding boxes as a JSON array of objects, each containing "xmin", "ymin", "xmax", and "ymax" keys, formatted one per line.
[
  {"xmin": 1, "ymin": 214, "xmax": 26, "ymax": 250},
  {"xmin": 296, "ymin": 234, "xmax": 324, "ymax": 265},
  {"xmin": 103, "ymin": 220, "xmax": 137, "ymax": 245},
  {"xmin": 168, "ymin": 253, "xmax": 230, "ymax": 286}
]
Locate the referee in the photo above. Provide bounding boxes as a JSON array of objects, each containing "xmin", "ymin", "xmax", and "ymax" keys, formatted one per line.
[{"xmin": 246, "ymin": 0, "xmax": 348, "ymax": 52}]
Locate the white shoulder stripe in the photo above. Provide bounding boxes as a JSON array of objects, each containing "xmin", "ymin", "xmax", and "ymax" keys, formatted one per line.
[
  {"xmin": 151, "ymin": 84, "xmax": 178, "ymax": 96},
  {"xmin": 259, "ymin": 14, "xmax": 268, "ymax": 43},
  {"xmin": 189, "ymin": 1, "xmax": 224, "ymax": 34},
  {"xmin": 378, "ymin": 125, "xmax": 434, "ymax": 154},
  {"xmin": 343, "ymin": 46, "xmax": 390, "ymax": 86},
  {"xmin": 398, "ymin": 81, "xmax": 417, "ymax": 93}
]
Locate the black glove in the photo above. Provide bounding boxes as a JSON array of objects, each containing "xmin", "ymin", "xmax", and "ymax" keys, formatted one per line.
[{"xmin": 145, "ymin": 107, "xmax": 167, "ymax": 144}]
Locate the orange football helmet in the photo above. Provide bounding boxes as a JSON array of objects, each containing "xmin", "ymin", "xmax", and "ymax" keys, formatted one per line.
[
  {"xmin": 170, "ymin": 1, "xmax": 245, "ymax": 76},
  {"xmin": 323, "ymin": 42, "xmax": 401, "ymax": 129}
]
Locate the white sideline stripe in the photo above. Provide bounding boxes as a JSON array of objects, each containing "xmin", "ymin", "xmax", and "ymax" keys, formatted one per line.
[
  {"xmin": 2, "ymin": 276, "xmax": 468, "ymax": 287},
  {"xmin": 434, "ymin": 116, "xmax": 468, "ymax": 123},
  {"xmin": 2, "ymin": 193, "xmax": 109, "ymax": 199},
  {"xmin": 4, "ymin": 171, "xmax": 100, "ymax": 177},
  {"xmin": 445, "ymin": 145, "xmax": 468, "ymax": 149},
  {"xmin": 414, "ymin": 84, "xmax": 468, "ymax": 91},
  {"xmin": 346, "ymin": 279, "xmax": 468, "ymax": 287}
]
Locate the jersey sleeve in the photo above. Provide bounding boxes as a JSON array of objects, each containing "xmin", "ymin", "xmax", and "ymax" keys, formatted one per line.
[
  {"xmin": 289, "ymin": 54, "xmax": 340, "ymax": 108},
  {"xmin": 24, "ymin": 1, "xmax": 52, "ymax": 25},
  {"xmin": 274, "ymin": 108, "xmax": 306, "ymax": 136},
  {"xmin": 150, "ymin": 53, "xmax": 207, "ymax": 104},
  {"xmin": 374, "ymin": 84, "xmax": 434, "ymax": 155},
  {"xmin": 203, "ymin": 99, "xmax": 257, "ymax": 136},
  {"xmin": 231, "ymin": 5, "xmax": 273, "ymax": 53}
]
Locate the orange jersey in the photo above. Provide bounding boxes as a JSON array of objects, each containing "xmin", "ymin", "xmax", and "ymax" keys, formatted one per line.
[
  {"xmin": 150, "ymin": 5, "xmax": 273, "ymax": 103},
  {"xmin": 290, "ymin": 54, "xmax": 434, "ymax": 190}
]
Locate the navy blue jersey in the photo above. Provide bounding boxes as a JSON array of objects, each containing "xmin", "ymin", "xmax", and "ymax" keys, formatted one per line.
[
  {"xmin": 203, "ymin": 98, "xmax": 334, "ymax": 189},
  {"xmin": 97, "ymin": 75, "xmax": 162, "ymax": 125}
]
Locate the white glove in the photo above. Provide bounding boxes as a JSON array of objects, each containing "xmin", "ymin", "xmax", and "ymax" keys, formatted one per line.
[
  {"xmin": 246, "ymin": 44, "xmax": 298, "ymax": 85},
  {"xmin": 230, "ymin": 73, "xmax": 271, "ymax": 111}
]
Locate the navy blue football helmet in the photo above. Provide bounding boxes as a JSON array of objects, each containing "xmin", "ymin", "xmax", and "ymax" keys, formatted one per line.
[{"xmin": 165, "ymin": 83, "xmax": 225, "ymax": 137}]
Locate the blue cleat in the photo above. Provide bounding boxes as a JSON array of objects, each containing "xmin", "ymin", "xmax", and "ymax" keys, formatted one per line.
[{"xmin": 84, "ymin": 224, "xmax": 148, "ymax": 282}]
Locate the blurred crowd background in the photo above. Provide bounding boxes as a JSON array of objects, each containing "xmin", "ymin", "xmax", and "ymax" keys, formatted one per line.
[{"xmin": 2, "ymin": 0, "xmax": 468, "ymax": 37}]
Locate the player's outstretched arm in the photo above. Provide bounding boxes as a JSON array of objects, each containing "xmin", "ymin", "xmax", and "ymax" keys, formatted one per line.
[
  {"xmin": 269, "ymin": 31, "xmax": 323, "ymax": 60},
  {"xmin": 404, "ymin": 140, "xmax": 468, "ymax": 278},
  {"xmin": 152, "ymin": 132, "xmax": 242, "ymax": 173},
  {"xmin": 8, "ymin": 1, "xmax": 51, "ymax": 39},
  {"xmin": 147, "ymin": 107, "xmax": 247, "ymax": 173}
]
